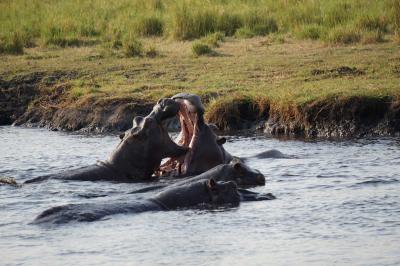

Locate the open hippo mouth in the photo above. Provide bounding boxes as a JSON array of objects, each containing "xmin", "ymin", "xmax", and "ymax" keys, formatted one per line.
[{"xmin": 156, "ymin": 93, "xmax": 206, "ymax": 177}]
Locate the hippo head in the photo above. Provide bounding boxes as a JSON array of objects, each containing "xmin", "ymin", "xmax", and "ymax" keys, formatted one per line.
[
  {"xmin": 156, "ymin": 93, "xmax": 232, "ymax": 176},
  {"xmin": 154, "ymin": 178, "xmax": 240, "ymax": 209},
  {"xmin": 207, "ymin": 179, "xmax": 241, "ymax": 206},
  {"xmin": 226, "ymin": 159, "xmax": 266, "ymax": 187},
  {"xmin": 107, "ymin": 98, "xmax": 188, "ymax": 179}
]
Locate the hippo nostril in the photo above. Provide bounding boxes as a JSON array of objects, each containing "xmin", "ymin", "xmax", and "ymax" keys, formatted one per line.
[{"xmin": 257, "ymin": 175, "xmax": 266, "ymax": 185}]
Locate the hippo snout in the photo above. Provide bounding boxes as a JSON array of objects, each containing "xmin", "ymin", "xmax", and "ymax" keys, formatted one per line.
[{"xmin": 257, "ymin": 174, "xmax": 266, "ymax": 185}]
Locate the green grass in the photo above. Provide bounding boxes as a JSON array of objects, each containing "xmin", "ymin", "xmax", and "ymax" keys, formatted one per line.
[
  {"xmin": 393, "ymin": 0, "xmax": 400, "ymax": 42},
  {"xmin": 297, "ymin": 24, "xmax": 324, "ymax": 40},
  {"xmin": 123, "ymin": 36, "xmax": 143, "ymax": 57},
  {"xmin": 1, "ymin": 1, "xmax": 400, "ymax": 126},
  {"xmin": 0, "ymin": 32, "xmax": 24, "ymax": 55},
  {"xmin": 325, "ymin": 26, "xmax": 361, "ymax": 44},
  {"xmin": 0, "ymin": 0, "xmax": 399, "ymax": 54},
  {"xmin": 134, "ymin": 16, "xmax": 164, "ymax": 37},
  {"xmin": 1, "ymin": 37, "xmax": 399, "ymax": 118},
  {"xmin": 199, "ymin": 32, "xmax": 225, "ymax": 47},
  {"xmin": 235, "ymin": 28, "xmax": 255, "ymax": 39},
  {"xmin": 145, "ymin": 45, "xmax": 159, "ymax": 58},
  {"xmin": 192, "ymin": 41, "xmax": 213, "ymax": 56}
]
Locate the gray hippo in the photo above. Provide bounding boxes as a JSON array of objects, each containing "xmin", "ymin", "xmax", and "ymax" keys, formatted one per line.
[
  {"xmin": 156, "ymin": 93, "xmax": 291, "ymax": 177},
  {"xmin": 132, "ymin": 159, "xmax": 265, "ymax": 193},
  {"xmin": 33, "ymin": 179, "xmax": 240, "ymax": 225},
  {"xmin": 130, "ymin": 160, "xmax": 275, "ymax": 201},
  {"xmin": 247, "ymin": 149, "xmax": 295, "ymax": 159},
  {"xmin": 157, "ymin": 93, "xmax": 234, "ymax": 177},
  {"xmin": 24, "ymin": 98, "xmax": 188, "ymax": 183}
]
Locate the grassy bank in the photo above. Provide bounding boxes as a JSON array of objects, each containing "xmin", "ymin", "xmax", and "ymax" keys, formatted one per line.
[
  {"xmin": 1, "ymin": 0, "xmax": 399, "ymax": 54},
  {"xmin": 1, "ymin": 34, "xmax": 399, "ymax": 135}
]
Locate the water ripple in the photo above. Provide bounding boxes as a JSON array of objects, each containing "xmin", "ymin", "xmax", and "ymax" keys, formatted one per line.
[{"xmin": 0, "ymin": 126, "xmax": 399, "ymax": 265}]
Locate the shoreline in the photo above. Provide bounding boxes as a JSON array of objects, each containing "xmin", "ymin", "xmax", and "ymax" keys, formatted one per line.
[
  {"xmin": 1, "ymin": 39, "xmax": 399, "ymax": 138},
  {"xmin": 1, "ymin": 71, "xmax": 399, "ymax": 138}
]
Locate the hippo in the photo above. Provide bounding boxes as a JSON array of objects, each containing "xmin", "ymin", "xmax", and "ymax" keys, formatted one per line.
[
  {"xmin": 156, "ymin": 93, "xmax": 234, "ymax": 177},
  {"xmin": 33, "ymin": 179, "xmax": 240, "ymax": 225},
  {"xmin": 24, "ymin": 98, "xmax": 188, "ymax": 183},
  {"xmin": 248, "ymin": 149, "xmax": 295, "ymax": 159},
  {"xmin": 130, "ymin": 160, "xmax": 275, "ymax": 201},
  {"xmin": 132, "ymin": 159, "xmax": 265, "ymax": 192}
]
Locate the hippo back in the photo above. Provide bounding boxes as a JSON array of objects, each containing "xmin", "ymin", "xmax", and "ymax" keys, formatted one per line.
[{"xmin": 153, "ymin": 179, "xmax": 240, "ymax": 209}]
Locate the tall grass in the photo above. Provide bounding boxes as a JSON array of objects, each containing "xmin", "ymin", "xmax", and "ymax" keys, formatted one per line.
[
  {"xmin": 123, "ymin": 35, "xmax": 143, "ymax": 57},
  {"xmin": 0, "ymin": 32, "xmax": 24, "ymax": 55},
  {"xmin": 0, "ymin": 0, "xmax": 398, "ymax": 54},
  {"xmin": 393, "ymin": 0, "xmax": 400, "ymax": 42},
  {"xmin": 134, "ymin": 16, "xmax": 164, "ymax": 36},
  {"xmin": 172, "ymin": 5, "xmax": 278, "ymax": 40},
  {"xmin": 192, "ymin": 41, "xmax": 213, "ymax": 56}
]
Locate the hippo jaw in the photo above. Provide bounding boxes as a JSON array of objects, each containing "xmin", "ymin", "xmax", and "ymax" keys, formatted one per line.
[
  {"xmin": 148, "ymin": 98, "xmax": 181, "ymax": 123},
  {"xmin": 155, "ymin": 94, "xmax": 207, "ymax": 176},
  {"xmin": 230, "ymin": 160, "xmax": 266, "ymax": 187},
  {"xmin": 107, "ymin": 98, "xmax": 187, "ymax": 180}
]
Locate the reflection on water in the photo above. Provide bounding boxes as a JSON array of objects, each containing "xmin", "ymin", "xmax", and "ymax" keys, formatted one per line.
[{"xmin": 1, "ymin": 126, "xmax": 399, "ymax": 265}]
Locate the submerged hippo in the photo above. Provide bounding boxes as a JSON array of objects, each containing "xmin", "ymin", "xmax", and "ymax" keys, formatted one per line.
[
  {"xmin": 130, "ymin": 160, "xmax": 275, "ymax": 201},
  {"xmin": 157, "ymin": 93, "xmax": 234, "ymax": 177},
  {"xmin": 132, "ymin": 159, "xmax": 265, "ymax": 193},
  {"xmin": 33, "ymin": 179, "xmax": 240, "ymax": 225},
  {"xmin": 25, "ymin": 98, "xmax": 188, "ymax": 183},
  {"xmin": 248, "ymin": 149, "xmax": 295, "ymax": 159}
]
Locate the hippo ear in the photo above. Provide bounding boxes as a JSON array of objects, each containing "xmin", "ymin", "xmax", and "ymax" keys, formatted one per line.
[
  {"xmin": 216, "ymin": 137, "xmax": 226, "ymax": 145},
  {"xmin": 132, "ymin": 116, "xmax": 144, "ymax": 127},
  {"xmin": 207, "ymin": 178, "xmax": 217, "ymax": 190},
  {"xmin": 119, "ymin": 133, "xmax": 125, "ymax": 140}
]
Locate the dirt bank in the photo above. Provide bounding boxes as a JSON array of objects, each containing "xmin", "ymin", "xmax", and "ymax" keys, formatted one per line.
[
  {"xmin": 14, "ymin": 96, "xmax": 153, "ymax": 133},
  {"xmin": 206, "ymin": 95, "xmax": 400, "ymax": 138},
  {"xmin": 0, "ymin": 73, "xmax": 42, "ymax": 125},
  {"xmin": 1, "ymin": 72, "xmax": 400, "ymax": 137},
  {"xmin": 1, "ymin": 72, "xmax": 153, "ymax": 133}
]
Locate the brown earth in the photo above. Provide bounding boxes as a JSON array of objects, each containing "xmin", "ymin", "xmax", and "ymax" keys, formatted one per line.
[
  {"xmin": 1, "ymin": 72, "xmax": 153, "ymax": 133},
  {"xmin": 206, "ymin": 95, "xmax": 400, "ymax": 138},
  {"xmin": 1, "ymin": 72, "xmax": 400, "ymax": 138}
]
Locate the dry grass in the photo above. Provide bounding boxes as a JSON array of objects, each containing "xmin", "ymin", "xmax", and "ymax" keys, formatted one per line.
[{"xmin": 1, "ymin": 37, "xmax": 399, "ymax": 121}]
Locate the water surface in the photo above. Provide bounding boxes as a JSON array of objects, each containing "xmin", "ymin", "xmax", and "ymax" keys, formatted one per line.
[{"xmin": 1, "ymin": 126, "xmax": 399, "ymax": 265}]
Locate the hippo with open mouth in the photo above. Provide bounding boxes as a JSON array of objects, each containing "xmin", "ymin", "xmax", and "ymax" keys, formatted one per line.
[
  {"xmin": 33, "ymin": 178, "xmax": 240, "ymax": 225},
  {"xmin": 25, "ymin": 98, "xmax": 188, "ymax": 183},
  {"xmin": 20, "ymin": 93, "xmax": 268, "ymax": 185},
  {"xmin": 156, "ymin": 93, "xmax": 234, "ymax": 177}
]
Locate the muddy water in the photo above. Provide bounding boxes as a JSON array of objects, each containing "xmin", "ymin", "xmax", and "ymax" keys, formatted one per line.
[{"xmin": 0, "ymin": 126, "xmax": 399, "ymax": 266}]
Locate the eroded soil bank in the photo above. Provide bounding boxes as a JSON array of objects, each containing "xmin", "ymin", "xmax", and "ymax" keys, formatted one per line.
[
  {"xmin": 1, "ymin": 38, "xmax": 399, "ymax": 137},
  {"xmin": 206, "ymin": 95, "xmax": 400, "ymax": 138},
  {"xmin": 1, "ymin": 72, "xmax": 153, "ymax": 133},
  {"xmin": 1, "ymin": 71, "xmax": 399, "ymax": 138}
]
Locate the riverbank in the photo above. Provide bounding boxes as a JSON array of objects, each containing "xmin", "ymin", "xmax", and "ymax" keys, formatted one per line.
[{"xmin": 1, "ymin": 37, "xmax": 399, "ymax": 137}]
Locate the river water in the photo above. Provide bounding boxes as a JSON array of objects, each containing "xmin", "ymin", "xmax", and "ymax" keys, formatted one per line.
[{"xmin": 0, "ymin": 126, "xmax": 399, "ymax": 266}]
